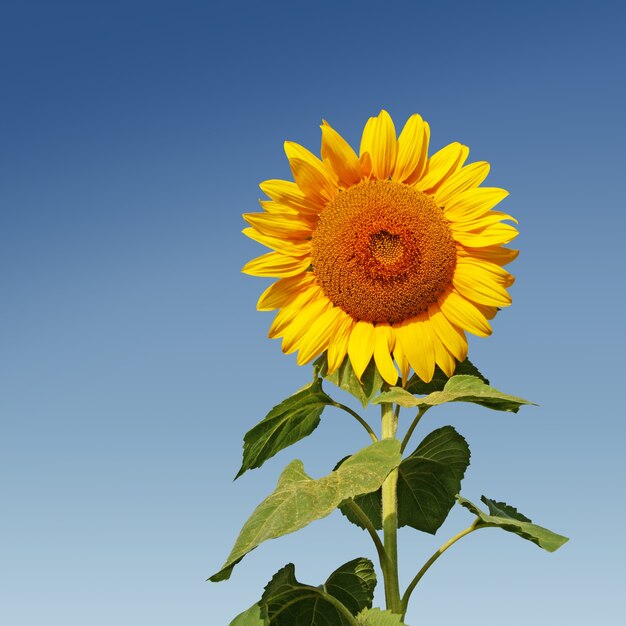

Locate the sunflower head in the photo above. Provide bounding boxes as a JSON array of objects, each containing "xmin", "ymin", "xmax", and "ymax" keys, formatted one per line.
[{"xmin": 243, "ymin": 110, "xmax": 518, "ymax": 386}]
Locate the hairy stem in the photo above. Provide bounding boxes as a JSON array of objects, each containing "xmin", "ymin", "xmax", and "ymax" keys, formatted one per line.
[
  {"xmin": 401, "ymin": 522, "xmax": 480, "ymax": 617},
  {"xmin": 332, "ymin": 402, "xmax": 378, "ymax": 442},
  {"xmin": 400, "ymin": 406, "xmax": 428, "ymax": 453},
  {"xmin": 381, "ymin": 402, "xmax": 402, "ymax": 613}
]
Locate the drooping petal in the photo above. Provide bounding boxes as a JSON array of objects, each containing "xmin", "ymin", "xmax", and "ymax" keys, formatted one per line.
[
  {"xmin": 373, "ymin": 324, "xmax": 398, "ymax": 385},
  {"xmin": 359, "ymin": 110, "xmax": 397, "ymax": 180},
  {"xmin": 391, "ymin": 332, "xmax": 411, "ymax": 385},
  {"xmin": 279, "ymin": 298, "xmax": 331, "ymax": 354},
  {"xmin": 320, "ymin": 120, "xmax": 362, "ymax": 187},
  {"xmin": 394, "ymin": 314, "xmax": 435, "ymax": 383},
  {"xmin": 438, "ymin": 288, "xmax": 492, "ymax": 337},
  {"xmin": 347, "ymin": 320, "xmax": 376, "ymax": 381},
  {"xmin": 326, "ymin": 314, "xmax": 355, "ymax": 375},
  {"xmin": 296, "ymin": 306, "xmax": 344, "ymax": 364},
  {"xmin": 453, "ymin": 262, "xmax": 513, "ymax": 307},
  {"xmin": 268, "ymin": 285, "xmax": 323, "ymax": 337},
  {"xmin": 393, "ymin": 114, "xmax": 429, "ymax": 184},
  {"xmin": 428, "ymin": 302, "xmax": 468, "ymax": 362}
]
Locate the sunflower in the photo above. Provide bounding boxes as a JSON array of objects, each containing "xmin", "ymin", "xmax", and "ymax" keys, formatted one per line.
[{"xmin": 242, "ymin": 110, "xmax": 518, "ymax": 385}]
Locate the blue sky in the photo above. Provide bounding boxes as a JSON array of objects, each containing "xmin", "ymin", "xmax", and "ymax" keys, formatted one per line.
[{"xmin": 1, "ymin": 1, "xmax": 624, "ymax": 624}]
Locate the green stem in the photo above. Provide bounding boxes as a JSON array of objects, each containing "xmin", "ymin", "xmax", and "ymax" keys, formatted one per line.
[
  {"xmin": 332, "ymin": 402, "xmax": 378, "ymax": 443},
  {"xmin": 400, "ymin": 406, "xmax": 428, "ymax": 453},
  {"xmin": 401, "ymin": 522, "xmax": 480, "ymax": 617},
  {"xmin": 381, "ymin": 402, "xmax": 402, "ymax": 614},
  {"xmin": 342, "ymin": 499, "xmax": 390, "ymax": 583}
]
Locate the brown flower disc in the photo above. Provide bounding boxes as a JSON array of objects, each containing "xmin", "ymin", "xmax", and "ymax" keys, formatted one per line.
[{"xmin": 311, "ymin": 179, "xmax": 457, "ymax": 324}]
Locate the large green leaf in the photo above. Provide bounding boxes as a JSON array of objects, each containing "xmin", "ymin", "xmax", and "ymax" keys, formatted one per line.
[
  {"xmin": 341, "ymin": 427, "xmax": 470, "ymax": 534},
  {"xmin": 229, "ymin": 604, "xmax": 268, "ymax": 626},
  {"xmin": 374, "ymin": 375, "xmax": 533, "ymax": 413},
  {"xmin": 210, "ymin": 439, "xmax": 401, "ymax": 581},
  {"xmin": 356, "ymin": 608, "xmax": 407, "ymax": 625},
  {"xmin": 405, "ymin": 358, "xmax": 488, "ymax": 395},
  {"xmin": 324, "ymin": 558, "xmax": 376, "ymax": 616},
  {"xmin": 457, "ymin": 495, "xmax": 569, "ymax": 552},
  {"xmin": 314, "ymin": 354, "xmax": 384, "ymax": 408},
  {"xmin": 260, "ymin": 559, "xmax": 375, "ymax": 625},
  {"xmin": 236, "ymin": 378, "xmax": 334, "ymax": 478}
]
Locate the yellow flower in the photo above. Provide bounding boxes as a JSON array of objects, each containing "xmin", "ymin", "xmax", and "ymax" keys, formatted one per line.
[{"xmin": 243, "ymin": 111, "xmax": 518, "ymax": 385}]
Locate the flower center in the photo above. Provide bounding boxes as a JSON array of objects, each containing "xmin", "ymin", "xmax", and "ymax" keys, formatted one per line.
[{"xmin": 311, "ymin": 179, "xmax": 457, "ymax": 324}]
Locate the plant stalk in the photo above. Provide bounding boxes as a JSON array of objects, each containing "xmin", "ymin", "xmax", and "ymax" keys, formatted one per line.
[
  {"xmin": 400, "ymin": 522, "xmax": 480, "ymax": 617},
  {"xmin": 381, "ymin": 402, "xmax": 402, "ymax": 614}
]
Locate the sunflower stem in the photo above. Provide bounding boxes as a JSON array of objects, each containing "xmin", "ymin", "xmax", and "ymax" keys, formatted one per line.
[
  {"xmin": 400, "ymin": 521, "xmax": 480, "ymax": 618},
  {"xmin": 381, "ymin": 401, "xmax": 402, "ymax": 614},
  {"xmin": 331, "ymin": 402, "xmax": 378, "ymax": 442},
  {"xmin": 400, "ymin": 406, "xmax": 429, "ymax": 453}
]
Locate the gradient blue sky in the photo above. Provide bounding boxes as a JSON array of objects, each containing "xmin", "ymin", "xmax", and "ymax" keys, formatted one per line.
[{"xmin": 1, "ymin": 1, "xmax": 624, "ymax": 624}]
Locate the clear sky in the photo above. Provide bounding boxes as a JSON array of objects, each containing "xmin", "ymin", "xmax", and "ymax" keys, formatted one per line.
[{"xmin": 1, "ymin": 1, "xmax": 624, "ymax": 624}]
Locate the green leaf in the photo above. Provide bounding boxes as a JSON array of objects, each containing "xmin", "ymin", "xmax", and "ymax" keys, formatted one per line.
[
  {"xmin": 229, "ymin": 604, "xmax": 268, "ymax": 626},
  {"xmin": 236, "ymin": 378, "xmax": 334, "ymax": 478},
  {"xmin": 341, "ymin": 427, "xmax": 470, "ymax": 534},
  {"xmin": 375, "ymin": 375, "xmax": 533, "ymax": 413},
  {"xmin": 210, "ymin": 439, "xmax": 402, "ymax": 581},
  {"xmin": 457, "ymin": 495, "xmax": 569, "ymax": 552},
  {"xmin": 261, "ymin": 560, "xmax": 375, "ymax": 625},
  {"xmin": 405, "ymin": 358, "xmax": 488, "ymax": 395},
  {"xmin": 314, "ymin": 354, "xmax": 383, "ymax": 408},
  {"xmin": 324, "ymin": 558, "xmax": 376, "ymax": 616},
  {"xmin": 356, "ymin": 608, "xmax": 407, "ymax": 625}
]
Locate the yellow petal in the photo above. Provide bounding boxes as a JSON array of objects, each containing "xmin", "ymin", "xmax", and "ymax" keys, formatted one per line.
[
  {"xmin": 449, "ymin": 210, "xmax": 518, "ymax": 231},
  {"xmin": 327, "ymin": 314, "xmax": 355, "ymax": 375},
  {"xmin": 359, "ymin": 151, "xmax": 373, "ymax": 178},
  {"xmin": 428, "ymin": 302, "xmax": 468, "ymax": 362},
  {"xmin": 453, "ymin": 263, "xmax": 513, "ymax": 307},
  {"xmin": 373, "ymin": 324, "xmax": 398, "ymax": 385},
  {"xmin": 438, "ymin": 288, "xmax": 492, "ymax": 337},
  {"xmin": 243, "ymin": 227, "xmax": 312, "ymax": 257},
  {"xmin": 243, "ymin": 212, "xmax": 314, "ymax": 238},
  {"xmin": 444, "ymin": 188, "xmax": 509, "ymax": 222},
  {"xmin": 257, "ymin": 274, "xmax": 315, "ymax": 311},
  {"xmin": 394, "ymin": 314, "xmax": 435, "ymax": 383},
  {"xmin": 435, "ymin": 161, "xmax": 490, "ymax": 207},
  {"xmin": 320, "ymin": 121, "xmax": 362, "ymax": 187},
  {"xmin": 259, "ymin": 199, "xmax": 299, "ymax": 216},
  {"xmin": 456, "ymin": 257, "xmax": 515, "ymax": 285},
  {"xmin": 359, "ymin": 110, "xmax": 397, "ymax": 180},
  {"xmin": 347, "ymin": 320, "xmax": 376, "ymax": 381},
  {"xmin": 393, "ymin": 114, "xmax": 429, "ymax": 184},
  {"xmin": 432, "ymin": 331, "xmax": 456, "ymax": 378},
  {"xmin": 242, "ymin": 251, "xmax": 310, "ymax": 277},
  {"xmin": 414, "ymin": 142, "xmax": 469, "ymax": 193},
  {"xmin": 285, "ymin": 141, "xmax": 338, "ymax": 204},
  {"xmin": 260, "ymin": 179, "xmax": 322, "ymax": 214},
  {"xmin": 288, "ymin": 157, "xmax": 337, "ymax": 205},
  {"xmin": 457, "ymin": 244, "xmax": 519, "ymax": 266},
  {"xmin": 268, "ymin": 285, "xmax": 323, "ymax": 337},
  {"xmin": 296, "ymin": 306, "xmax": 344, "ymax": 365},
  {"xmin": 451, "ymin": 222, "xmax": 519, "ymax": 247},
  {"xmin": 391, "ymin": 331, "xmax": 411, "ymax": 386},
  {"xmin": 280, "ymin": 298, "xmax": 331, "ymax": 354}
]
